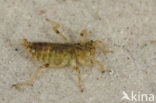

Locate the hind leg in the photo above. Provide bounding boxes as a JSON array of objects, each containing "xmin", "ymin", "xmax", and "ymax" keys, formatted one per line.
[
  {"xmin": 46, "ymin": 18, "xmax": 68, "ymax": 43},
  {"xmin": 12, "ymin": 64, "xmax": 49, "ymax": 90}
]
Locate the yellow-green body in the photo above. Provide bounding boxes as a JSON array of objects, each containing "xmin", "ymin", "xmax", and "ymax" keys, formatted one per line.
[
  {"xmin": 12, "ymin": 19, "xmax": 112, "ymax": 92},
  {"xmin": 22, "ymin": 39, "xmax": 96, "ymax": 68}
]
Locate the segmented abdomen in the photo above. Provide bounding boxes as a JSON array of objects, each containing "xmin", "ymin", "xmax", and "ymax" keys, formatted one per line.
[{"xmin": 25, "ymin": 42, "xmax": 73, "ymax": 65}]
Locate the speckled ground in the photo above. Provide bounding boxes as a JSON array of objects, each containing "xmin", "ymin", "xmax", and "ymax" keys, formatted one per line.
[{"xmin": 0, "ymin": 0, "xmax": 156, "ymax": 103}]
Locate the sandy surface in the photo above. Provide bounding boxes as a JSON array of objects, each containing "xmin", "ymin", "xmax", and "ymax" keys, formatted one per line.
[{"xmin": 0, "ymin": 0, "xmax": 156, "ymax": 103}]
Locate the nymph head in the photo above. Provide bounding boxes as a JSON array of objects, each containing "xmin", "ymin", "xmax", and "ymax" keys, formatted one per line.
[{"xmin": 83, "ymin": 40, "xmax": 96, "ymax": 57}]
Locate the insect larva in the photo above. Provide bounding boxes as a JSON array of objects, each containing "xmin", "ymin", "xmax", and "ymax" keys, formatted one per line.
[{"xmin": 12, "ymin": 18, "xmax": 113, "ymax": 92}]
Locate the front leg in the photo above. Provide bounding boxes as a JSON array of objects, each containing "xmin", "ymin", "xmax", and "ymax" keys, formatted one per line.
[
  {"xmin": 78, "ymin": 58, "xmax": 93, "ymax": 66},
  {"xmin": 92, "ymin": 60, "xmax": 111, "ymax": 73},
  {"xmin": 78, "ymin": 58, "xmax": 111, "ymax": 73},
  {"xmin": 95, "ymin": 40, "xmax": 113, "ymax": 53}
]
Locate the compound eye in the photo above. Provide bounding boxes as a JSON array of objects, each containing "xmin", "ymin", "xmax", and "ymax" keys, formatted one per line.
[{"xmin": 90, "ymin": 40, "xmax": 93, "ymax": 43}]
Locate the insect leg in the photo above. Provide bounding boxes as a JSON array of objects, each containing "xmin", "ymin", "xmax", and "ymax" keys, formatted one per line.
[
  {"xmin": 46, "ymin": 18, "xmax": 68, "ymax": 43},
  {"xmin": 78, "ymin": 58, "xmax": 93, "ymax": 66},
  {"xmin": 72, "ymin": 66, "xmax": 83, "ymax": 92},
  {"xmin": 92, "ymin": 60, "xmax": 111, "ymax": 73},
  {"xmin": 71, "ymin": 63, "xmax": 83, "ymax": 92},
  {"xmin": 78, "ymin": 59, "xmax": 110, "ymax": 73},
  {"xmin": 78, "ymin": 29, "xmax": 88, "ymax": 42},
  {"xmin": 12, "ymin": 64, "xmax": 49, "ymax": 90},
  {"xmin": 95, "ymin": 40, "xmax": 113, "ymax": 53}
]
